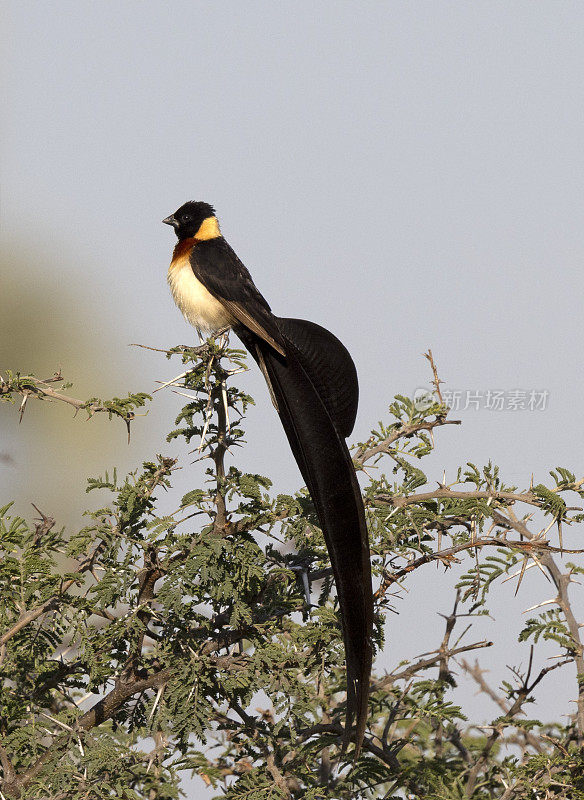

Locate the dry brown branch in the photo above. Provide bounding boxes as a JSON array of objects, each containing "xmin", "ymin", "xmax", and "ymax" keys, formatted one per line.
[
  {"xmin": 378, "ymin": 536, "xmax": 582, "ymax": 593},
  {"xmin": 459, "ymin": 659, "xmax": 544, "ymax": 754},
  {"xmin": 296, "ymin": 722, "xmax": 401, "ymax": 770},
  {"xmin": 424, "ymin": 349, "xmax": 444, "ymax": 405},
  {"xmin": 0, "ymin": 597, "xmax": 62, "ymax": 648},
  {"xmin": 0, "ymin": 743, "xmax": 17, "ymax": 789},
  {"xmin": 373, "ymin": 639, "xmax": 493, "ymax": 690},
  {"xmin": 374, "ymin": 486, "xmax": 580, "ymax": 512},
  {"xmin": 355, "ymin": 350, "xmax": 457, "ymax": 465},
  {"xmin": 464, "ymin": 652, "xmax": 571, "ymax": 796},
  {"xmin": 0, "ymin": 372, "xmax": 116, "ymax": 418},
  {"xmin": 355, "ymin": 418, "xmax": 461, "ymax": 465},
  {"xmin": 492, "ymin": 509, "xmax": 584, "ymax": 741},
  {"xmin": 265, "ymin": 753, "xmax": 293, "ymax": 800},
  {"xmin": 2, "ymin": 667, "xmax": 173, "ymax": 798},
  {"xmin": 121, "ymin": 547, "xmax": 164, "ymax": 682},
  {"xmin": 438, "ymin": 591, "xmax": 461, "ymax": 680}
]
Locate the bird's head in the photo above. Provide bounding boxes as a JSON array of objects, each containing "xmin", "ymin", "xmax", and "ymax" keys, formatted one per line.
[{"xmin": 162, "ymin": 201, "xmax": 220, "ymax": 241}]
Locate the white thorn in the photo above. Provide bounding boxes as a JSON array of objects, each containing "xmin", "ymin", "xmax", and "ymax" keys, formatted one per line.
[
  {"xmin": 40, "ymin": 711, "xmax": 73, "ymax": 731},
  {"xmin": 198, "ymin": 407, "xmax": 213, "ymax": 451},
  {"xmin": 502, "ymin": 562, "xmax": 538, "ymax": 583},
  {"xmin": 148, "ymin": 685, "xmax": 164, "ymax": 720},
  {"xmin": 153, "ymin": 368, "xmax": 193, "ymax": 393},
  {"xmin": 535, "ymin": 517, "xmax": 556, "ymax": 541},
  {"xmin": 522, "ymin": 598, "xmax": 557, "ymax": 614},
  {"xmin": 222, "ymin": 380, "xmax": 230, "ymax": 435},
  {"xmin": 170, "ymin": 389, "xmax": 199, "ymax": 401},
  {"xmin": 529, "ymin": 551, "xmax": 552, "ymax": 582}
]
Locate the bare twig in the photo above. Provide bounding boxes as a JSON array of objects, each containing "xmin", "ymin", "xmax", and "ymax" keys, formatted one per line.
[
  {"xmin": 459, "ymin": 659, "xmax": 544, "ymax": 754},
  {"xmin": 1, "ymin": 375, "xmax": 115, "ymax": 417},
  {"xmin": 464, "ymin": 654, "xmax": 571, "ymax": 796},
  {"xmin": 373, "ymin": 639, "xmax": 493, "ymax": 690},
  {"xmin": 375, "ymin": 486, "xmax": 578, "ymax": 513},
  {"xmin": 493, "ymin": 510, "xmax": 584, "ymax": 741},
  {"xmin": 377, "ymin": 535, "xmax": 582, "ymax": 593},
  {"xmin": 424, "ymin": 349, "xmax": 444, "ymax": 405},
  {"xmin": 355, "ymin": 418, "xmax": 461, "ymax": 465},
  {"xmin": 265, "ymin": 753, "xmax": 292, "ymax": 800}
]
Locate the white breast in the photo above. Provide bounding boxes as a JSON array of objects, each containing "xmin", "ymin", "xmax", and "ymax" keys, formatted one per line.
[{"xmin": 168, "ymin": 257, "xmax": 234, "ymax": 335}]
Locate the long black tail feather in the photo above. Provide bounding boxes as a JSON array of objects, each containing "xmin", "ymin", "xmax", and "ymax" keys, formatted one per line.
[{"xmin": 235, "ymin": 318, "xmax": 373, "ymax": 755}]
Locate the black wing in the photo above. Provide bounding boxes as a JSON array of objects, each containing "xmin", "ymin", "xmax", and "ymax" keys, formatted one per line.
[
  {"xmin": 236, "ymin": 319, "xmax": 373, "ymax": 757},
  {"xmin": 275, "ymin": 317, "xmax": 359, "ymax": 439},
  {"xmin": 190, "ymin": 238, "xmax": 286, "ymax": 356}
]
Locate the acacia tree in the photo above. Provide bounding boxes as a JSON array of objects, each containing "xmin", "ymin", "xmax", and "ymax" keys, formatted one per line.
[{"xmin": 0, "ymin": 342, "xmax": 583, "ymax": 799}]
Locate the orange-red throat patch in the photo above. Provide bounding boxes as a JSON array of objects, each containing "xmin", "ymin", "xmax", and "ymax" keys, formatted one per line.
[
  {"xmin": 170, "ymin": 216, "xmax": 222, "ymax": 267},
  {"xmin": 171, "ymin": 237, "xmax": 197, "ymax": 266}
]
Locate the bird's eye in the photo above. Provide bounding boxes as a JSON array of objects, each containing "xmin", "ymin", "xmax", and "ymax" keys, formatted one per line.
[{"xmin": 182, "ymin": 214, "xmax": 192, "ymax": 223}]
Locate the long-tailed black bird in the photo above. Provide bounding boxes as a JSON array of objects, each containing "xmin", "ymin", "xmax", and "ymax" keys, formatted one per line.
[{"xmin": 163, "ymin": 201, "xmax": 373, "ymax": 755}]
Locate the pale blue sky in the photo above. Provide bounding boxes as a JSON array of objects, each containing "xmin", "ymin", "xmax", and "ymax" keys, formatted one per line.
[{"xmin": 2, "ymin": 3, "xmax": 584, "ymax": 797}]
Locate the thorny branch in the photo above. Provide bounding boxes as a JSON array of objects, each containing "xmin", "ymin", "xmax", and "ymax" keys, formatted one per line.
[
  {"xmin": 459, "ymin": 659, "xmax": 544, "ymax": 754},
  {"xmin": 355, "ymin": 417, "xmax": 461, "ymax": 465},
  {"xmin": 0, "ymin": 369, "xmax": 150, "ymax": 440},
  {"xmin": 424, "ymin": 348, "xmax": 444, "ymax": 405},
  {"xmin": 211, "ymin": 366, "xmax": 230, "ymax": 533},
  {"xmin": 463, "ymin": 650, "xmax": 571, "ymax": 797},
  {"xmin": 374, "ymin": 641, "xmax": 493, "ymax": 692},
  {"xmin": 496, "ymin": 509, "xmax": 584, "ymax": 743},
  {"xmin": 355, "ymin": 348, "xmax": 458, "ymax": 465},
  {"xmin": 375, "ymin": 486, "xmax": 583, "ymax": 513}
]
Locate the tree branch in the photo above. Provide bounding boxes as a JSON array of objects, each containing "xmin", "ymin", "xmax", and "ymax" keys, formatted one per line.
[
  {"xmin": 459, "ymin": 659, "xmax": 544, "ymax": 754},
  {"xmin": 375, "ymin": 487, "xmax": 570, "ymax": 512},
  {"xmin": 464, "ymin": 654, "xmax": 570, "ymax": 796},
  {"xmin": 494, "ymin": 509, "xmax": 584, "ymax": 742},
  {"xmin": 355, "ymin": 418, "xmax": 460, "ymax": 465},
  {"xmin": 373, "ymin": 639, "xmax": 493, "ymax": 690}
]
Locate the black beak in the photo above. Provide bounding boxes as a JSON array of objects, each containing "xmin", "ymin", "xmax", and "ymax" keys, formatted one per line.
[{"xmin": 162, "ymin": 215, "xmax": 178, "ymax": 227}]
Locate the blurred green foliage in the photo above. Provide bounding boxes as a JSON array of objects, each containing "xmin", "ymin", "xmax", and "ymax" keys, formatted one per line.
[{"xmin": 0, "ymin": 243, "xmax": 153, "ymax": 528}]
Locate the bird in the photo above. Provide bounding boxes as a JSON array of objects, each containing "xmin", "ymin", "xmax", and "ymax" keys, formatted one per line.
[{"xmin": 163, "ymin": 200, "xmax": 373, "ymax": 755}]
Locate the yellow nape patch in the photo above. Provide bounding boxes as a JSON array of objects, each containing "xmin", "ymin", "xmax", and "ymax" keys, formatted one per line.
[{"xmin": 195, "ymin": 216, "xmax": 221, "ymax": 240}]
